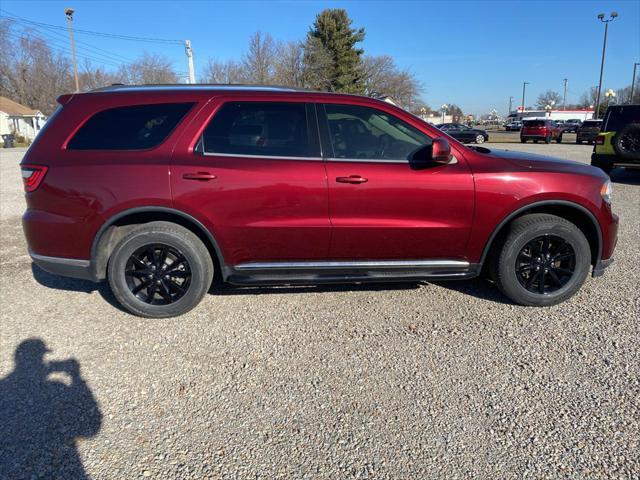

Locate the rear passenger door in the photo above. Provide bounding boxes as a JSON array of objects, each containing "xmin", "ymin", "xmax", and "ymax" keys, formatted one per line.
[{"xmin": 171, "ymin": 99, "xmax": 331, "ymax": 266}]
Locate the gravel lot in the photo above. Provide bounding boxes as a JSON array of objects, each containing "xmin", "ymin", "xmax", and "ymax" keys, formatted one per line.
[{"xmin": 1, "ymin": 144, "xmax": 639, "ymax": 479}]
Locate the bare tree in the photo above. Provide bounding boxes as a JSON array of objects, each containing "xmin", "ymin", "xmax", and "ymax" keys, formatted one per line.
[
  {"xmin": 79, "ymin": 59, "xmax": 121, "ymax": 91},
  {"xmin": 578, "ymin": 87, "xmax": 598, "ymax": 108},
  {"xmin": 0, "ymin": 21, "xmax": 72, "ymax": 114},
  {"xmin": 273, "ymin": 41, "xmax": 304, "ymax": 87},
  {"xmin": 201, "ymin": 59, "xmax": 247, "ymax": 84},
  {"xmin": 242, "ymin": 32, "xmax": 277, "ymax": 84},
  {"xmin": 117, "ymin": 53, "xmax": 178, "ymax": 85},
  {"xmin": 361, "ymin": 55, "xmax": 422, "ymax": 110},
  {"xmin": 535, "ymin": 90, "xmax": 562, "ymax": 109}
]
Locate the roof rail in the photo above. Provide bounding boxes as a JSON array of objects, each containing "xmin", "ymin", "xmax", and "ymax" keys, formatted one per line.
[{"xmin": 88, "ymin": 83, "xmax": 318, "ymax": 93}]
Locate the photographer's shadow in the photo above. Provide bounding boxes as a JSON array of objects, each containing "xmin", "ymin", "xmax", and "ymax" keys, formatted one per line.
[{"xmin": 0, "ymin": 339, "xmax": 102, "ymax": 479}]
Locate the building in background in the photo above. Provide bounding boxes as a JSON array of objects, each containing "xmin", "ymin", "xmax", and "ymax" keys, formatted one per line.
[
  {"xmin": 0, "ymin": 97, "xmax": 47, "ymax": 141},
  {"xmin": 507, "ymin": 107, "xmax": 594, "ymax": 122}
]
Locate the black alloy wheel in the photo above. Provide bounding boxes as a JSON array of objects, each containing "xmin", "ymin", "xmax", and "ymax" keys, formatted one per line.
[
  {"xmin": 515, "ymin": 234, "xmax": 576, "ymax": 295},
  {"xmin": 125, "ymin": 243, "xmax": 191, "ymax": 305}
]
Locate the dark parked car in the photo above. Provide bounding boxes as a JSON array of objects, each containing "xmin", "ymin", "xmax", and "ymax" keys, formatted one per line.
[
  {"xmin": 435, "ymin": 123, "xmax": 489, "ymax": 143},
  {"xmin": 563, "ymin": 119, "xmax": 582, "ymax": 133},
  {"xmin": 591, "ymin": 104, "xmax": 640, "ymax": 173},
  {"xmin": 520, "ymin": 119, "xmax": 564, "ymax": 143},
  {"xmin": 576, "ymin": 119, "xmax": 603, "ymax": 144},
  {"xmin": 21, "ymin": 85, "xmax": 617, "ymax": 317}
]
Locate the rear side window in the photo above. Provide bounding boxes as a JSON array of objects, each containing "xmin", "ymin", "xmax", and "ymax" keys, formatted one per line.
[
  {"xmin": 201, "ymin": 102, "xmax": 317, "ymax": 157},
  {"xmin": 67, "ymin": 103, "xmax": 194, "ymax": 150},
  {"xmin": 603, "ymin": 106, "xmax": 640, "ymax": 132}
]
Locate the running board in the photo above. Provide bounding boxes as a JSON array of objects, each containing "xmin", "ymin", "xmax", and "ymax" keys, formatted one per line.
[{"xmin": 223, "ymin": 260, "xmax": 480, "ymax": 286}]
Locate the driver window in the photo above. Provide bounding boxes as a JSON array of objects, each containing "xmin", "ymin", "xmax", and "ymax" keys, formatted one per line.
[{"xmin": 324, "ymin": 104, "xmax": 431, "ymax": 161}]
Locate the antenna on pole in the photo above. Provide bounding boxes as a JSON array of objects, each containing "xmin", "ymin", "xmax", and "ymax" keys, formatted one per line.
[{"xmin": 185, "ymin": 40, "xmax": 195, "ymax": 84}]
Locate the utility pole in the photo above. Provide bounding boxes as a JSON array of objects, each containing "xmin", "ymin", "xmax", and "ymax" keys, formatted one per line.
[
  {"xmin": 595, "ymin": 12, "xmax": 618, "ymax": 118},
  {"xmin": 562, "ymin": 78, "xmax": 568, "ymax": 110},
  {"xmin": 521, "ymin": 82, "xmax": 529, "ymax": 119},
  {"xmin": 508, "ymin": 96, "xmax": 513, "ymax": 114},
  {"xmin": 185, "ymin": 40, "xmax": 195, "ymax": 84},
  {"xmin": 65, "ymin": 8, "xmax": 79, "ymax": 92},
  {"xmin": 631, "ymin": 63, "xmax": 639, "ymax": 104}
]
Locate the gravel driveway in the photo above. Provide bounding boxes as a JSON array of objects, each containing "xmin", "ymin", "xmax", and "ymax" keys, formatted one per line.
[{"xmin": 1, "ymin": 144, "xmax": 638, "ymax": 479}]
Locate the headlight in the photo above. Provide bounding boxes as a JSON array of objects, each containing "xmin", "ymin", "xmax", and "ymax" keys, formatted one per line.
[{"xmin": 601, "ymin": 179, "xmax": 612, "ymax": 204}]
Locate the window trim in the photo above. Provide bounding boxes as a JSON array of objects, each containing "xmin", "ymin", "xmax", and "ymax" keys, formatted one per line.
[
  {"xmin": 64, "ymin": 102, "xmax": 196, "ymax": 152},
  {"xmin": 316, "ymin": 102, "xmax": 432, "ymax": 164},
  {"xmin": 196, "ymin": 101, "xmax": 322, "ymax": 160}
]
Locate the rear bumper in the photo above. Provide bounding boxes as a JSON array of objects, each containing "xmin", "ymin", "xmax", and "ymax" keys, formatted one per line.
[
  {"xmin": 591, "ymin": 153, "xmax": 640, "ymax": 169},
  {"xmin": 30, "ymin": 252, "xmax": 95, "ymax": 281}
]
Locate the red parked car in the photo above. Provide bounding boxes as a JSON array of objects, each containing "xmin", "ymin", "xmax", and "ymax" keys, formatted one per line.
[
  {"xmin": 21, "ymin": 86, "xmax": 618, "ymax": 317},
  {"xmin": 520, "ymin": 119, "xmax": 564, "ymax": 144}
]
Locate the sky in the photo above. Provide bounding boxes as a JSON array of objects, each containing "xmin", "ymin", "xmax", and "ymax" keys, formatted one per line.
[{"xmin": 2, "ymin": 0, "xmax": 639, "ymax": 115}]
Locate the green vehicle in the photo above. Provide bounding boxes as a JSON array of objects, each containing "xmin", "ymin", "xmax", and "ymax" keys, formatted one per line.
[{"xmin": 590, "ymin": 104, "xmax": 640, "ymax": 173}]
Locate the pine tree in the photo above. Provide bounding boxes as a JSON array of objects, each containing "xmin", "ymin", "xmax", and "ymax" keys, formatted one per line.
[{"xmin": 307, "ymin": 9, "xmax": 365, "ymax": 94}]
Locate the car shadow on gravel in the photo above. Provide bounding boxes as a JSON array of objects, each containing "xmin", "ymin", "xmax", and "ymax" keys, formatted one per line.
[
  {"xmin": 431, "ymin": 277, "xmax": 514, "ymax": 305},
  {"xmin": 31, "ymin": 264, "xmax": 128, "ymax": 313},
  {"xmin": 0, "ymin": 338, "xmax": 102, "ymax": 479},
  {"xmin": 609, "ymin": 167, "xmax": 640, "ymax": 186}
]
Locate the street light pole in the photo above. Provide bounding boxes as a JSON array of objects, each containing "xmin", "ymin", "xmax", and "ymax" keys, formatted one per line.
[
  {"xmin": 631, "ymin": 63, "xmax": 639, "ymax": 104},
  {"xmin": 65, "ymin": 8, "xmax": 79, "ymax": 92},
  {"xmin": 595, "ymin": 12, "xmax": 618, "ymax": 119},
  {"xmin": 562, "ymin": 78, "xmax": 568, "ymax": 110},
  {"xmin": 521, "ymin": 82, "xmax": 529, "ymax": 119},
  {"xmin": 185, "ymin": 40, "xmax": 195, "ymax": 84}
]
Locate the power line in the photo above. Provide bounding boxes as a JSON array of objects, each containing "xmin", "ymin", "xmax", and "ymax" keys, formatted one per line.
[{"xmin": 0, "ymin": 9, "xmax": 183, "ymax": 45}]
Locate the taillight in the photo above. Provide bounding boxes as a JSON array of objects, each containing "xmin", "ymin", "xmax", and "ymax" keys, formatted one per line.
[
  {"xmin": 21, "ymin": 164, "xmax": 48, "ymax": 192},
  {"xmin": 595, "ymin": 135, "xmax": 605, "ymax": 145}
]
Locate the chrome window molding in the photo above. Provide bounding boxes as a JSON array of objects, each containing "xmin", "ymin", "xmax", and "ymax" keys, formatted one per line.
[{"xmin": 201, "ymin": 151, "xmax": 323, "ymax": 161}]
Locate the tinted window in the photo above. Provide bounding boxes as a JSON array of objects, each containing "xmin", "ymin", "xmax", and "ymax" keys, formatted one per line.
[
  {"xmin": 68, "ymin": 103, "xmax": 193, "ymax": 150},
  {"xmin": 202, "ymin": 102, "xmax": 315, "ymax": 157},
  {"xmin": 603, "ymin": 106, "xmax": 640, "ymax": 132},
  {"xmin": 523, "ymin": 120, "xmax": 545, "ymax": 127},
  {"xmin": 324, "ymin": 104, "xmax": 430, "ymax": 161},
  {"xmin": 582, "ymin": 120, "xmax": 602, "ymax": 128}
]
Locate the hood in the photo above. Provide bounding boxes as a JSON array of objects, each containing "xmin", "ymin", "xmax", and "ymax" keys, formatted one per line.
[{"xmin": 479, "ymin": 148, "xmax": 605, "ymax": 177}]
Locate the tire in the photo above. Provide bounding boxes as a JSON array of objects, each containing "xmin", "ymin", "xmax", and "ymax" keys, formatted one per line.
[
  {"xmin": 612, "ymin": 122, "xmax": 640, "ymax": 160},
  {"xmin": 475, "ymin": 134, "xmax": 485, "ymax": 144},
  {"xmin": 107, "ymin": 221, "xmax": 214, "ymax": 318},
  {"xmin": 520, "ymin": 138, "xmax": 527, "ymax": 143},
  {"xmin": 493, "ymin": 214, "xmax": 590, "ymax": 307},
  {"xmin": 575, "ymin": 139, "xmax": 582, "ymax": 144},
  {"xmin": 591, "ymin": 156, "xmax": 614, "ymax": 174},
  {"xmin": 544, "ymin": 135, "xmax": 551, "ymax": 144},
  {"xmin": 556, "ymin": 134, "xmax": 563, "ymax": 144},
  {"xmin": 533, "ymin": 140, "xmax": 538, "ymax": 144}
]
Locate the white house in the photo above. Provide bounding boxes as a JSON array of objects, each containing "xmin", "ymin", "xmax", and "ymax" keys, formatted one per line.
[{"xmin": 0, "ymin": 96, "xmax": 47, "ymax": 141}]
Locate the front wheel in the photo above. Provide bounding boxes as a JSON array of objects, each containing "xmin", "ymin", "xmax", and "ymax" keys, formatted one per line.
[
  {"xmin": 493, "ymin": 214, "xmax": 590, "ymax": 306},
  {"xmin": 107, "ymin": 221, "xmax": 214, "ymax": 318},
  {"xmin": 475, "ymin": 134, "xmax": 485, "ymax": 144},
  {"xmin": 556, "ymin": 134, "xmax": 563, "ymax": 144}
]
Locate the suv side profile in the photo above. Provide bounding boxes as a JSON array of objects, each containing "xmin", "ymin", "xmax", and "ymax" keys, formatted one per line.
[
  {"xmin": 21, "ymin": 86, "xmax": 618, "ymax": 318},
  {"xmin": 590, "ymin": 105, "xmax": 640, "ymax": 173},
  {"xmin": 520, "ymin": 119, "xmax": 564, "ymax": 143}
]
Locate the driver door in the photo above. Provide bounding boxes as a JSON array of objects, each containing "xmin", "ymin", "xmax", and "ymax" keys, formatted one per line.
[{"xmin": 319, "ymin": 103, "xmax": 474, "ymax": 260}]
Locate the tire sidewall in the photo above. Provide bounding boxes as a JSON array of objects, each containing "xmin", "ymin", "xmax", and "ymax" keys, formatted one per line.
[
  {"xmin": 476, "ymin": 134, "xmax": 485, "ymax": 144},
  {"xmin": 108, "ymin": 228, "xmax": 213, "ymax": 318},
  {"xmin": 498, "ymin": 220, "xmax": 590, "ymax": 306}
]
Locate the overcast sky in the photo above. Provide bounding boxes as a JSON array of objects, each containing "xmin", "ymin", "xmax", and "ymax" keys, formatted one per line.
[{"xmin": 2, "ymin": 0, "xmax": 639, "ymax": 115}]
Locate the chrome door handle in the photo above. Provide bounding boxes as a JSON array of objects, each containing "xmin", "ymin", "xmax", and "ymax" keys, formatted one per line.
[
  {"xmin": 336, "ymin": 175, "xmax": 368, "ymax": 184},
  {"xmin": 182, "ymin": 172, "xmax": 217, "ymax": 181}
]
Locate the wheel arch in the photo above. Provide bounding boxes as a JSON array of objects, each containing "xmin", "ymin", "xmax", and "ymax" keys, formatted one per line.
[
  {"xmin": 90, "ymin": 207, "xmax": 224, "ymax": 281},
  {"xmin": 480, "ymin": 200, "xmax": 602, "ymax": 269}
]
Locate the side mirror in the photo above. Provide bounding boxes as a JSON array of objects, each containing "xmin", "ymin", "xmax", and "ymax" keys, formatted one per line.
[{"xmin": 431, "ymin": 137, "xmax": 452, "ymax": 164}]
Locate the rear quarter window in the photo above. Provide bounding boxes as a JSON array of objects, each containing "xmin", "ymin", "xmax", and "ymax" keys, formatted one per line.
[{"xmin": 67, "ymin": 103, "xmax": 194, "ymax": 150}]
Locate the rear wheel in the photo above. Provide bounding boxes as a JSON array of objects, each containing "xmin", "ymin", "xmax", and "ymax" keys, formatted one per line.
[
  {"xmin": 107, "ymin": 222, "xmax": 214, "ymax": 318},
  {"xmin": 556, "ymin": 134, "xmax": 563, "ymax": 143},
  {"xmin": 475, "ymin": 134, "xmax": 485, "ymax": 144},
  {"xmin": 493, "ymin": 214, "xmax": 590, "ymax": 306},
  {"xmin": 520, "ymin": 138, "xmax": 527, "ymax": 143}
]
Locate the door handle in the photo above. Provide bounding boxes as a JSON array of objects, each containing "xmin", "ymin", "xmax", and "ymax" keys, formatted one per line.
[
  {"xmin": 336, "ymin": 175, "xmax": 368, "ymax": 184},
  {"xmin": 182, "ymin": 172, "xmax": 217, "ymax": 181}
]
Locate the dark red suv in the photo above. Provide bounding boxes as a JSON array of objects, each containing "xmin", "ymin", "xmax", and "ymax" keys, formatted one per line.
[
  {"xmin": 520, "ymin": 119, "xmax": 564, "ymax": 143},
  {"xmin": 21, "ymin": 86, "xmax": 618, "ymax": 317}
]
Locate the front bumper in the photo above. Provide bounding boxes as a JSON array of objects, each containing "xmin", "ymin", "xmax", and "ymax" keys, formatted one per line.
[{"xmin": 30, "ymin": 252, "xmax": 94, "ymax": 281}]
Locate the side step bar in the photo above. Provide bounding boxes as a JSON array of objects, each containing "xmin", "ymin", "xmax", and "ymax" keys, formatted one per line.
[{"xmin": 223, "ymin": 260, "xmax": 480, "ymax": 286}]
